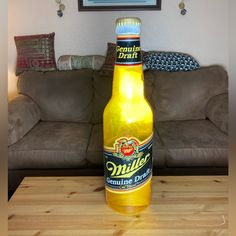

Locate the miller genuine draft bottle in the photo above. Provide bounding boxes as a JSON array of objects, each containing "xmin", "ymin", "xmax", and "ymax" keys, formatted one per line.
[{"xmin": 103, "ymin": 17, "xmax": 153, "ymax": 215}]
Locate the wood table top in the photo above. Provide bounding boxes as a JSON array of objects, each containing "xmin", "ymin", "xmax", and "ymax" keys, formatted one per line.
[{"xmin": 8, "ymin": 176, "xmax": 228, "ymax": 236}]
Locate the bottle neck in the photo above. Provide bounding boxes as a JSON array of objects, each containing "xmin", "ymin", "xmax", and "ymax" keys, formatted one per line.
[{"xmin": 112, "ymin": 34, "xmax": 144, "ymax": 100}]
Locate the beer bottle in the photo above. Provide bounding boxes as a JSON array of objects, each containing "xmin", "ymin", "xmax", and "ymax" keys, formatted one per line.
[{"xmin": 103, "ymin": 17, "xmax": 153, "ymax": 215}]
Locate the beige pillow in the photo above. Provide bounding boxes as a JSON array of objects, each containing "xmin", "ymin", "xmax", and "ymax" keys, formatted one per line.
[{"xmin": 57, "ymin": 55, "xmax": 105, "ymax": 71}]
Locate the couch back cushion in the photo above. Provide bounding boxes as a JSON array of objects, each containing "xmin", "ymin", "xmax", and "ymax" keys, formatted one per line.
[
  {"xmin": 18, "ymin": 70, "xmax": 93, "ymax": 122},
  {"xmin": 145, "ymin": 65, "xmax": 228, "ymax": 122},
  {"xmin": 17, "ymin": 65, "xmax": 228, "ymax": 123},
  {"xmin": 92, "ymin": 71, "xmax": 113, "ymax": 124}
]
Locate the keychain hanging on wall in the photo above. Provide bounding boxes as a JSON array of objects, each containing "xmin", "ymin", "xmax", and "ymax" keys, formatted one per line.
[
  {"xmin": 55, "ymin": 0, "xmax": 65, "ymax": 17},
  {"xmin": 179, "ymin": 0, "xmax": 187, "ymax": 15}
]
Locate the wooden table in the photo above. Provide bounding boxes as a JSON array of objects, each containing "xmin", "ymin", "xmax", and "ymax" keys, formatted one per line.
[{"xmin": 8, "ymin": 176, "xmax": 228, "ymax": 236}]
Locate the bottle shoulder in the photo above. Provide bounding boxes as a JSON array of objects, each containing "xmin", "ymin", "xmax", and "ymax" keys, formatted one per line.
[
  {"xmin": 104, "ymin": 97, "xmax": 153, "ymax": 121},
  {"xmin": 103, "ymin": 97, "xmax": 153, "ymax": 144},
  {"xmin": 105, "ymin": 96, "xmax": 152, "ymax": 110}
]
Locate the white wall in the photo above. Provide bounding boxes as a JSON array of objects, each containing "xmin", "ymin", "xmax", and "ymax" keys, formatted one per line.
[{"xmin": 8, "ymin": 0, "xmax": 229, "ymax": 99}]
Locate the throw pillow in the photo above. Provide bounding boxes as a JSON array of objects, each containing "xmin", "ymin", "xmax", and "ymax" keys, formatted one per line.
[
  {"xmin": 14, "ymin": 32, "xmax": 57, "ymax": 75},
  {"xmin": 99, "ymin": 42, "xmax": 117, "ymax": 75},
  {"xmin": 57, "ymin": 55, "xmax": 105, "ymax": 71},
  {"xmin": 143, "ymin": 51, "xmax": 200, "ymax": 72}
]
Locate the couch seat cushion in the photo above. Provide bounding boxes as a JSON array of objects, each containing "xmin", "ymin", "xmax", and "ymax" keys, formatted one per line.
[
  {"xmin": 155, "ymin": 120, "xmax": 228, "ymax": 167},
  {"xmin": 86, "ymin": 124, "xmax": 103, "ymax": 167},
  {"xmin": 87, "ymin": 124, "xmax": 166, "ymax": 168},
  {"xmin": 9, "ymin": 122, "xmax": 92, "ymax": 169}
]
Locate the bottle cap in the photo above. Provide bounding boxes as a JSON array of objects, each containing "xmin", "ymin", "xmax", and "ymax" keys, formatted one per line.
[{"xmin": 115, "ymin": 17, "xmax": 141, "ymax": 35}]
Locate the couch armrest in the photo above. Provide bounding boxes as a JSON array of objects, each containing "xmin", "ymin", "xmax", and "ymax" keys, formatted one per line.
[
  {"xmin": 205, "ymin": 93, "xmax": 228, "ymax": 134},
  {"xmin": 8, "ymin": 95, "xmax": 41, "ymax": 146}
]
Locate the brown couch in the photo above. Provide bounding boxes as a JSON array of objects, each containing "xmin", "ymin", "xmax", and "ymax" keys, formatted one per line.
[{"xmin": 8, "ymin": 65, "xmax": 228, "ymax": 191}]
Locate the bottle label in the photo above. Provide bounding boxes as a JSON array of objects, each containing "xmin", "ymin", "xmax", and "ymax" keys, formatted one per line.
[
  {"xmin": 116, "ymin": 36, "xmax": 142, "ymax": 66},
  {"xmin": 104, "ymin": 134, "xmax": 152, "ymax": 193}
]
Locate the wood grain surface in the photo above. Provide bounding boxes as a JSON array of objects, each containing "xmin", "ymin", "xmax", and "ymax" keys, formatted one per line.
[{"xmin": 8, "ymin": 176, "xmax": 228, "ymax": 236}]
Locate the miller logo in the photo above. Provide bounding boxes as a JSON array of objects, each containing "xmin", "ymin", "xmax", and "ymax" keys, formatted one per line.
[
  {"xmin": 113, "ymin": 138, "xmax": 140, "ymax": 161},
  {"xmin": 104, "ymin": 135, "xmax": 153, "ymax": 191}
]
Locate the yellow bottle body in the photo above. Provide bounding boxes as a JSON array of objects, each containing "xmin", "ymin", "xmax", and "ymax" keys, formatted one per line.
[{"xmin": 103, "ymin": 64, "xmax": 153, "ymax": 215}]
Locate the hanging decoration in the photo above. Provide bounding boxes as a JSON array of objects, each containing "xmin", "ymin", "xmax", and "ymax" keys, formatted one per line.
[
  {"xmin": 55, "ymin": 0, "xmax": 65, "ymax": 17},
  {"xmin": 179, "ymin": 0, "xmax": 187, "ymax": 15}
]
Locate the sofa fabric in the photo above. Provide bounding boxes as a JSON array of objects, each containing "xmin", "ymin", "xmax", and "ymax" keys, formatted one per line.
[
  {"xmin": 92, "ymin": 72, "xmax": 113, "ymax": 124},
  {"xmin": 155, "ymin": 120, "xmax": 228, "ymax": 167},
  {"xmin": 9, "ymin": 122, "xmax": 92, "ymax": 169},
  {"xmin": 86, "ymin": 124, "xmax": 103, "ymax": 167},
  {"xmin": 206, "ymin": 93, "xmax": 228, "ymax": 134},
  {"xmin": 146, "ymin": 65, "xmax": 228, "ymax": 122},
  {"xmin": 8, "ymin": 95, "xmax": 41, "ymax": 146},
  {"xmin": 152, "ymin": 127, "xmax": 167, "ymax": 168},
  {"xmin": 17, "ymin": 69, "xmax": 94, "ymax": 122}
]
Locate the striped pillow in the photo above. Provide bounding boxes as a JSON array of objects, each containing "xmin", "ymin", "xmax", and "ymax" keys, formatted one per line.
[{"xmin": 14, "ymin": 32, "xmax": 57, "ymax": 75}]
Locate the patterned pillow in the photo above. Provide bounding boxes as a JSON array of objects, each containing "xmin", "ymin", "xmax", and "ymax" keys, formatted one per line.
[
  {"xmin": 14, "ymin": 32, "xmax": 57, "ymax": 75},
  {"xmin": 57, "ymin": 55, "xmax": 105, "ymax": 71},
  {"xmin": 99, "ymin": 42, "xmax": 117, "ymax": 75},
  {"xmin": 143, "ymin": 51, "xmax": 200, "ymax": 72}
]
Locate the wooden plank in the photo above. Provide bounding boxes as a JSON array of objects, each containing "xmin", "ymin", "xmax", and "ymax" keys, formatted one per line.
[
  {"xmin": 8, "ymin": 176, "xmax": 228, "ymax": 235},
  {"xmin": 8, "ymin": 202, "xmax": 227, "ymax": 215},
  {"xmin": 8, "ymin": 229, "xmax": 228, "ymax": 236},
  {"xmin": 8, "ymin": 214, "xmax": 228, "ymax": 230}
]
